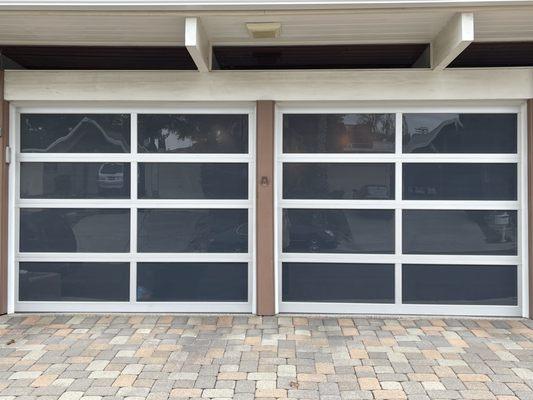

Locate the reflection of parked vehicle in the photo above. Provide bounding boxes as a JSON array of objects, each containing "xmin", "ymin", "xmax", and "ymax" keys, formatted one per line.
[{"xmin": 98, "ymin": 163, "xmax": 124, "ymax": 190}]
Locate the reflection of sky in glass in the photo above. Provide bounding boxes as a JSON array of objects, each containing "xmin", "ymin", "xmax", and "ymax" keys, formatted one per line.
[
  {"xmin": 405, "ymin": 114, "xmax": 459, "ymax": 134},
  {"xmin": 164, "ymin": 129, "xmax": 193, "ymax": 150},
  {"xmin": 342, "ymin": 115, "xmax": 363, "ymax": 124}
]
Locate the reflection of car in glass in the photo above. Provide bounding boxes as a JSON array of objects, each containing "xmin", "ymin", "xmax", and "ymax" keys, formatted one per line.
[{"xmin": 97, "ymin": 163, "xmax": 124, "ymax": 191}]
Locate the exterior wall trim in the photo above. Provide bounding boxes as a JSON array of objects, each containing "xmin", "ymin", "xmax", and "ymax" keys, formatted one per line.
[{"xmin": 4, "ymin": 69, "xmax": 533, "ymax": 102}]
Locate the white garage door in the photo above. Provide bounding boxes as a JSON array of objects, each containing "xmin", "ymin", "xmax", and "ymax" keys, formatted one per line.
[
  {"xmin": 277, "ymin": 105, "xmax": 526, "ymax": 317},
  {"xmin": 15, "ymin": 105, "xmax": 255, "ymax": 312}
]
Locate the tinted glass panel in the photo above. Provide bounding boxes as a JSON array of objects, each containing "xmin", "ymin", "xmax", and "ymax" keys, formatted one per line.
[
  {"xmin": 21, "ymin": 162, "xmax": 130, "ymax": 199},
  {"xmin": 403, "ymin": 210, "xmax": 517, "ymax": 255},
  {"xmin": 282, "ymin": 263, "xmax": 394, "ymax": 303},
  {"xmin": 138, "ymin": 163, "xmax": 248, "ymax": 199},
  {"xmin": 137, "ymin": 262, "xmax": 247, "ymax": 302},
  {"xmin": 403, "ymin": 113, "xmax": 517, "ymax": 153},
  {"xmin": 403, "ymin": 264, "xmax": 517, "ymax": 305},
  {"xmin": 19, "ymin": 262, "xmax": 129, "ymax": 301},
  {"xmin": 20, "ymin": 209, "xmax": 130, "ymax": 252},
  {"xmin": 138, "ymin": 209, "xmax": 247, "ymax": 252},
  {"xmin": 21, "ymin": 114, "xmax": 131, "ymax": 153},
  {"xmin": 283, "ymin": 209, "xmax": 394, "ymax": 253},
  {"xmin": 138, "ymin": 114, "xmax": 248, "ymax": 153},
  {"xmin": 283, "ymin": 114, "xmax": 395, "ymax": 153},
  {"xmin": 403, "ymin": 163, "xmax": 517, "ymax": 200},
  {"xmin": 283, "ymin": 163, "xmax": 394, "ymax": 200}
]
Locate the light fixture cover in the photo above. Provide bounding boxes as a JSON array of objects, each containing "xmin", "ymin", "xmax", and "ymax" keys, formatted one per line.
[{"xmin": 246, "ymin": 22, "xmax": 281, "ymax": 39}]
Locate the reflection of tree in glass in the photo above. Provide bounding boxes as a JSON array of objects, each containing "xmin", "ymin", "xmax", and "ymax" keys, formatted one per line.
[
  {"xmin": 22, "ymin": 114, "xmax": 130, "ymax": 153},
  {"xmin": 138, "ymin": 114, "xmax": 248, "ymax": 153},
  {"xmin": 283, "ymin": 113, "xmax": 394, "ymax": 153}
]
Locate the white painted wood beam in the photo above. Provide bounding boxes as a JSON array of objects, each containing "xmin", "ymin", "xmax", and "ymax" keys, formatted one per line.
[
  {"xmin": 185, "ymin": 17, "xmax": 211, "ymax": 72},
  {"xmin": 5, "ymin": 70, "xmax": 533, "ymax": 101},
  {"xmin": 432, "ymin": 12, "xmax": 474, "ymax": 70}
]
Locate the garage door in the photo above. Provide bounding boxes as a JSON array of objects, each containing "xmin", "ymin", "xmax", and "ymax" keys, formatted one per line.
[
  {"xmin": 277, "ymin": 105, "xmax": 525, "ymax": 317},
  {"xmin": 15, "ymin": 106, "xmax": 255, "ymax": 312}
]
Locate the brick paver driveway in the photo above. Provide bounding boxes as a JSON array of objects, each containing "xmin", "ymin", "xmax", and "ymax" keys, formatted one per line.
[{"xmin": 0, "ymin": 315, "xmax": 532, "ymax": 400}]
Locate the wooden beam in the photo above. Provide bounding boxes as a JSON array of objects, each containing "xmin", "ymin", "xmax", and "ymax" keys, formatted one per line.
[
  {"xmin": 432, "ymin": 12, "xmax": 474, "ymax": 70},
  {"xmin": 6, "ymin": 70, "xmax": 533, "ymax": 102},
  {"xmin": 256, "ymin": 100, "xmax": 275, "ymax": 316},
  {"xmin": 0, "ymin": 70, "xmax": 8, "ymax": 315},
  {"xmin": 185, "ymin": 17, "xmax": 211, "ymax": 73}
]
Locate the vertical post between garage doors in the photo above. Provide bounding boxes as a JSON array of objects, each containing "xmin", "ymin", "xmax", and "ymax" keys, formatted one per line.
[{"xmin": 256, "ymin": 101, "xmax": 276, "ymax": 316}]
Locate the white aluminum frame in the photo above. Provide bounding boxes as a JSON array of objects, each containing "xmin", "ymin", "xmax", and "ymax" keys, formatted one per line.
[
  {"xmin": 275, "ymin": 102, "xmax": 528, "ymax": 317},
  {"xmin": 11, "ymin": 103, "xmax": 257, "ymax": 313}
]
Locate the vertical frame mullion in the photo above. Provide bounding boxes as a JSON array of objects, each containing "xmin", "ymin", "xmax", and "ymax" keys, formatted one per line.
[
  {"xmin": 395, "ymin": 112, "xmax": 403, "ymax": 305},
  {"xmin": 129, "ymin": 113, "xmax": 138, "ymax": 304}
]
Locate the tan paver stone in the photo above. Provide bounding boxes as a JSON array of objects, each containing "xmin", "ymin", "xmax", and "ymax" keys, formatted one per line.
[
  {"xmin": 170, "ymin": 388, "xmax": 203, "ymax": 397},
  {"xmin": 458, "ymin": 374, "xmax": 491, "ymax": 382},
  {"xmin": 218, "ymin": 372, "xmax": 247, "ymax": 380},
  {"xmin": 31, "ymin": 374, "xmax": 58, "ymax": 387},
  {"xmin": 359, "ymin": 377, "xmax": 381, "ymax": 390},
  {"xmin": 315, "ymin": 363, "xmax": 335, "ymax": 374},
  {"xmin": 373, "ymin": 389, "xmax": 407, "ymax": 399},
  {"xmin": 349, "ymin": 349, "xmax": 368, "ymax": 359},
  {"xmin": 255, "ymin": 389, "xmax": 287, "ymax": 397},
  {"xmin": 113, "ymin": 374, "xmax": 137, "ymax": 387}
]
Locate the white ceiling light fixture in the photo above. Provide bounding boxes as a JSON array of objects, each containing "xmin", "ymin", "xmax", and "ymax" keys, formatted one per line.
[{"xmin": 246, "ymin": 22, "xmax": 281, "ymax": 39}]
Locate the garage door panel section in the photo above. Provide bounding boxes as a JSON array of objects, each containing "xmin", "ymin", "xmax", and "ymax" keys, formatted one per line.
[
  {"xmin": 278, "ymin": 107, "xmax": 523, "ymax": 316},
  {"xmin": 16, "ymin": 107, "xmax": 254, "ymax": 313},
  {"xmin": 19, "ymin": 262, "xmax": 130, "ymax": 302},
  {"xmin": 282, "ymin": 263, "xmax": 395, "ymax": 303},
  {"xmin": 137, "ymin": 262, "xmax": 248, "ymax": 302}
]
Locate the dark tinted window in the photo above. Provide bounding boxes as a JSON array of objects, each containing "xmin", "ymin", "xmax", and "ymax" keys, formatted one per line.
[
  {"xmin": 403, "ymin": 113, "xmax": 517, "ymax": 153},
  {"xmin": 283, "ymin": 209, "xmax": 394, "ymax": 254},
  {"xmin": 282, "ymin": 263, "xmax": 394, "ymax": 303},
  {"xmin": 19, "ymin": 262, "xmax": 129, "ymax": 301},
  {"xmin": 137, "ymin": 262, "xmax": 247, "ymax": 301},
  {"xmin": 138, "ymin": 163, "xmax": 248, "ymax": 199},
  {"xmin": 283, "ymin": 163, "xmax": 394, "ymax": 200},
  {"xmin": 403, "ymin": 264, "xmax": 517, "ymax": 305},
  {"xmin": 138, "ymin": 114, "xmax": 248, "ymax": 153},
  {"xmin": 403, "ymin": 210, "xmax": 517, "ymax": 255},
  {"xmin": 21, "ymin": 114, "xmax": 130, "ymax": 153},
  {"xmin": 20, "ymin": 209, "xmax": 130, "ymax": 252},
  {"xmin": 21, "ymin": 162, "xmax": 130, "ymax": 199},
  {"xmin": 138, "ymin": 209, "xmax": 248, "ymax": 252},
  {"xmin": 403, "ymin": 163, "xmax": 517, "ymax": 200},
  {"xmin": 283, "ymin": 114, "xmax": 395, "ymax": 153}
]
